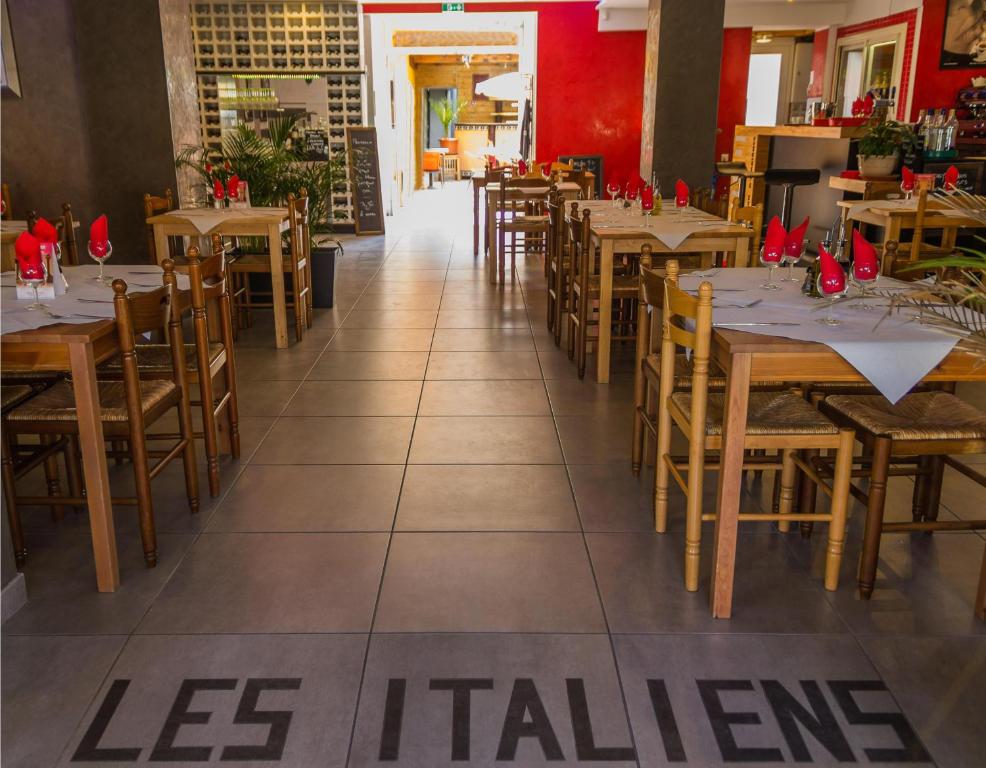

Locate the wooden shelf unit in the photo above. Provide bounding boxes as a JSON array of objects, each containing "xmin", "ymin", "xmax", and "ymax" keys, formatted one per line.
[{"xmin": 190, "ymin": 2, "xmax": 364, "ymax": 225}]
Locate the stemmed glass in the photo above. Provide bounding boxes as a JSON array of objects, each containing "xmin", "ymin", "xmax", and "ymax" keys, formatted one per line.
[
  {"xmin": 541, "ymin": 163, "xmax": 552, "ymax": 183},
  {"xmin": 850, "ymin": 257, "xmax": 879, "ymax": 310},
  {"xmin": 900, "ymin": 179, "xmax": 913, "ymax": 202},
  {"xmin": 624, "ymin": 186, "xmax": 638, "ymax": 216},
  {"xmin": 641, "ymin": 193, "xmax": 654, "ymax": 226},
  {"xmin": 606, "ymin": 181, "xmax": 621, "ymax": 209},
  {"xmin": 781, "ymin": 239, "xmax": 807, "ymax": 282},
  {"xmin": 759, "ymin": 245, "xmax": 783, "ymax": 290},
  {"xmin": 17, "ymin": 259, "xmax": 48, "ymax": 311},
  {"xmin": 88, "ymin": 239, "xmax": 113, "ymax": 285},
  {"xmin": 675, "ymin": 193, "xmax": 688, "ymax": 217},
  {"xmin": 816, "ymin": 265, "xmax": 849, "ymax": 326}
]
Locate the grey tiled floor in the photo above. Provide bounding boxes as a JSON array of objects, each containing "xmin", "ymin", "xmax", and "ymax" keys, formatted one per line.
[{"xmin": 3, "ymin": 183, "xmax": 985, "ymax": 766}]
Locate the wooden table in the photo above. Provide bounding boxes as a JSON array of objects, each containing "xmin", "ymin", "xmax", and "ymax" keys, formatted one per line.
[
  {"xmin": 2, "ymin": 320, "xmax": 122, "ymax": 591},
  {"xmin": 708, "ymin": 329, "xmax": 986, "ymax": 618},
  {"xmin": 146, "ymin": 208, "xmax": 290, "ymax": 348},
  {"xmin": 839, "ymin": 199, "xmax": 981, "ymax": 271},
  {"xmin": 576, "ymin": 204, "xmax": 753, "ymax": 383}
]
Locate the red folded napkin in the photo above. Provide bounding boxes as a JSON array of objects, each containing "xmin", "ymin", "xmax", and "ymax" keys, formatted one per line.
[
  {"xmin": 540, "ymin": 162, "xmax": 551, "ymax": 178},
  {"xmin": 205, "ymin": 162, "xmax": 213, "ymax": 175},
  {"xmin": 784, "ymin": 217, "xmax": 809, "ymax": 258},
  {"xmin": 32, "ymin": 216, "xmax": 59, "ymax": 244},
  {"xmin": 227, "ymin": 174, "xmax": 240, "ymax": 200},
  {"xmin": 851, "ymin": 230, "xmax": 879, "ymax": 281},
  {"xmin": 641, "ymin": 184, "xmax": 654, "ymax": 210},
  {"xmin": 674, "ymin": 179, "xmax": 689, "ymax": 208},
  {"xmin": 864, "ymin": 93, "xmax": 874, "ymax": 115},
  {"xmin": 763, "ymin": 215, "xmax": 786, "ymax": 262},
  {"xmin": 517, "ymin": 159, "xmax": 527, "ymax": 176},
  {"xmin": 14, "ymin": 231, "xmax": 44, "ymax": 280},
  {"xmin": 90, "ymin": 214, "xmax": 108, "ymax": 243},
  {"xmin": 818, "ymin": 244, "xmax": 847, "ymax": 294},
  {"xmin": 851, "ymin": 98, "xmax": 864, "ymax": 117},
  {"xmin": 901, "ymin": 166, "xmax": 914, "ymax": 192},
  {"xmin": 213, "ymin": 178, "xmax": 225, "ymax": 200},
  {"xmin": 943, "ymin": 165, "xmax": 959, "ymax": 190}
]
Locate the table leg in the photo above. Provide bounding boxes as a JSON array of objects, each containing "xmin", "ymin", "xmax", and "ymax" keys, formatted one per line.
[
  {"xmin": 733, "ymin": 236, "xmax": 750, "ymax": 268},
  {"xmin": 710, "ymin": 351, "xmax": 752, "ymax": 618},
  {"xmin": 267, "ymin": 223, "xmax": 289, "ymax": 349},
  {"xmin": 473, "ymin": 181, "xmax": 480, "ymax": 256},
  {"xmin": 69, "ymin": 342, "xmax": 119, "ymax": 592},
  {"xmin": 488, "ymin": 194, "xmax": 498, "ymax": 284},
  {"xmin": 153, "ymin": 225, "xmax": 170, "ymax": 266},
  {"xmin": 595, "ymin": 238, "xmax": 614, "ymax": 384}
]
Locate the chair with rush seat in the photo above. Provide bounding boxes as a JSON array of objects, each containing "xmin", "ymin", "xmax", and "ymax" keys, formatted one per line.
[
  {"xmin": 652, "ymin": 259, "xmax": 855, "ymax": 591},
  {"xmin": 763, "ymin": 168, "xmax": 820, "ymax": 230},
  {"xmin": 143, "ymin": 188, "xmax": 177, "ymax": 263}
]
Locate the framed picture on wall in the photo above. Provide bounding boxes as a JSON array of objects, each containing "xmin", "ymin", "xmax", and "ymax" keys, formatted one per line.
[
  {"xmin": 941, "ymin": 0, "xmax": 986, "ymax": 68},
  {"xmin": 1, "ymin": 0, "xmax": 21, "ymax": 97}
]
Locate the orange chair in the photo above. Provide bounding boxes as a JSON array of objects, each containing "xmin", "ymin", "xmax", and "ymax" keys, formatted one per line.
[{"xmin": 423, "ymin": 151, "xmax": 445, "ymax": 189}]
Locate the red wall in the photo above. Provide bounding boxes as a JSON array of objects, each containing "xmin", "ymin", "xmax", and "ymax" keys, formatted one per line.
[
  {"xmin": 362, "ymin": 2, "xmax": 646, "ymax": 182},
  {"xmin": 911, "ymin": 0, "xmax": 971, "ymax": 119},
  {"xmin": 714, "ymin": 28, "xmax": 751, "ymax": 197},
  {"xmin": 807, "ymin": 28, "xmax": 828, "ymax": 99}
]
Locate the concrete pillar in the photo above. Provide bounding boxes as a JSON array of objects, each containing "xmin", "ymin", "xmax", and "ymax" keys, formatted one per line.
[{"xmin": 639, "ymin": 0, "xmax": 725, "ymax": 192}]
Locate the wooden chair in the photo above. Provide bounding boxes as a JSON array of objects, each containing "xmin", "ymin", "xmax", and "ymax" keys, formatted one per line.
[
  {"xmin": 566, "ymin": 207, "xmax": 639, "ymax": 379},
  {"xmin": 229, "ymin": 191, "xmax": 312, "ymax": 342},
  {"xmin": 653, "ymin": 260, "xmax": 855, "ymax": 591},
  {"xmin": 143, "ymin": 188, "xmax": 176, "ymax": 263},
  {"xmin": 562, "ymin": 169, "xmax": 592, "ymax": 200},
  {"xmin": 497, "ymin": 174, "xmax": 551, "ymax": 283},
  {"xmin": 728, "ymin": 198, "xmax": 763, "ymax": 258},
  {"xmin": 819, "ymin": 391, "xmax": 986, "ymax": 598},
  {"xmin": 4, "ymin": 276, "xmax": 199, "ymax": 567},
  {"xmin": 26, "ymin": 204, "xmax": 79, "ymax": 266},
  {"xmin": 545, "ymin": 191, "xmax": 569, "ymax": 344},
  {"xmin": 1, "ymin": 182, "xmax": 11, "ymax": 219}
]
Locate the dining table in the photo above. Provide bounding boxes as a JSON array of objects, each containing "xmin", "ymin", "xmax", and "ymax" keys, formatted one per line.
[
  {"xmin": 1, "ymin": 264, "xmax": 189, "ymax": 592},
  {"xmin": 573, "ymin": 200, "xmax": 754, "ymax": 383},
  {"xmin": 145, "ymin": 206, "xmax": 291, "ymax": 348},
  {"xmin": 672, "ymin": 267, "xmax": 986, "ymax": 618}
]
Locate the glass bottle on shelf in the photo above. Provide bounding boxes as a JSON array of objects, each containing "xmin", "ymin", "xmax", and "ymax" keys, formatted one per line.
[{"xmin": 943, "ymin": 109, "xmax": 959, "ymax": 151}]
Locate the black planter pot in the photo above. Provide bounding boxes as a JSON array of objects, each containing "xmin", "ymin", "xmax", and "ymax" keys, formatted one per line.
[{"xmin": 310, "ymin": 243, "xmax": 340, "ymax": 309}]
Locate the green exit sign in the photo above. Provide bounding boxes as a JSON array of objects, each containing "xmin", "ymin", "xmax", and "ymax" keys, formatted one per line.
[{"xmin": 442, "ymin": 2, "xmax": 464, "ymax": 11}]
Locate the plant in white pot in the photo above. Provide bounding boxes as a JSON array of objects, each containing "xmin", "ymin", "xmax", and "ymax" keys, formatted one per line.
[{"xmin": 856, "ymin": 120, "xmax": 918, "ymax": 178}]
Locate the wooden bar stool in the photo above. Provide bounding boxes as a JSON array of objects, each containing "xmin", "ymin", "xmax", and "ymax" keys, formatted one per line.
[{"xmin": 819, "ymin": 391, "xmax": 986, "ymax": 598}]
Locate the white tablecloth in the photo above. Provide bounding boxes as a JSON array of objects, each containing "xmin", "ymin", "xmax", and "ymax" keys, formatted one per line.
[
  {"xmin": 2, "ymin": 265, "xmax": 189, "ymax": 333},
  {"xmin": 677, "ymin": 268, "xmax": 958, "ymax": 403}
]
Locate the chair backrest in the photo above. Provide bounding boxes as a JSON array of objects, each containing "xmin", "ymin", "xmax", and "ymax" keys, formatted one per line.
[
  {"xmin": 1, "ymin": 183, "xmax": 11, "ymax": 220},
  {"xmin": 287, "ymin": 190, "xmax": 311, "ymax": 271},
  {"xmin": 60, "ymin": 203, "xmax": 79, "ymax": 266},
  {"xmin": 185, "ymin": 243, "xmax": 235, "ymax": 361},
  {"xmin": 423, "ymin": 151, "xmax": 442, "ymax": 173},
  {"xmin": 486, "ymin": 167, "xmax": 507, "ymax": 184},
  {"xmin": 546, "ymin": 190, "xmax": 567, "ymax": 266},
  {"xmin": 728, "ymin": 198, "xmax": 764, "ymax": 255},
  {"xmin": 563, "ymin": 169, "xmax": 592, "ymax": 199},
  {"xmin": 881, "ymin": 239, "xmax": 900, "ymax": 277},
  {"xmin": 143, "ymin": 189, "xmax": 174, "ymax": 219},
  {"xmin": 551, "ymin": 161, "xmax": 573, "ymax": 172},
  {"xmin": 660, "ymin": 259, "xmax": 714, "ymax": 416}
]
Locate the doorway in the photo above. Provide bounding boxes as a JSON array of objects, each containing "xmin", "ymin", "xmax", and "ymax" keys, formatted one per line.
[{"xmin": 424, "ymin": 87, "xmax": 455, "ymax": 151}]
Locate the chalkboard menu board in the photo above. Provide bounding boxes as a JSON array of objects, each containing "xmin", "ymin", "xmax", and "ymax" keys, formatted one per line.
[
  {"xmin": 924, "ymin": 161, "xmax": 984, "ymax": 195},
  {"xmin": 304, "ymin": 129, "xmax": 329, "ymax": 161},
  {"xmin": 558, "ymin": 154, "xmax": 603, "ymax": 199},
  {"xmin": 346, "ymin": 127, "xmax": 385, "ymax": 235}
]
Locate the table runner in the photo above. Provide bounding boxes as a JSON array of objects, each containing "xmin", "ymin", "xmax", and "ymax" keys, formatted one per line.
[
  {"xmin": 161, "ymin": 206, "xmax": 287, "ymax": 235},
  {"xmin": 677, "ymin": 268, "xmax": 958, "ymax": 402},
  {"xmin": 582, "ymin": 201, "xmax": 743, "ymax": 250},
  {"xmin": 2, "ymin": 265, "xmax": 189, "ymax": 333},
  {"xmin": 845, "ymin": 197, "xmax": 970, "ymax": 221}
]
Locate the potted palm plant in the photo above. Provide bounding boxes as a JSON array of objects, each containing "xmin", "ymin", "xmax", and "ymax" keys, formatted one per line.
[
  {"xmin": 433, "ymin": 97, "xmax": 467, "ymax": 155},
  {"xmin": 176, "ymin": 114, "xmax": 347, "ymax": 308},
  {"xmin": 857, "ymin": 120, "xmax": 918, "ymax": 178}
]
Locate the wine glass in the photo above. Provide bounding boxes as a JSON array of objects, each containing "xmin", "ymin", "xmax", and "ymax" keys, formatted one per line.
[
  {"xmin": 851, "ymin": 257, "xmax": 879, "ymax": 310},
  {"xmin": 641, "ymin": 195, "xmax": 654, "ymax": 226},
  {"xmin": 675, "ymin": 192, "xmax": 688, "ymax": 217},
  {"xmin": 88, "ymin": 239, "xmax": 113, "ymax": 284},
  {"xmin": 541, "ymin": 163, "xmax": 551, "ymax": 183},
  {"xmin": 900, "ymin": 179, "xmax": 913, "ymax": 202},
  {"xmin": 606, "ymin": 181, "xmax": 621, "ymax": 209},
  {"xmin": 781, "ymin": 239, "xmax": 807, "ymax": 282},
  {"xmin": 624, "ymin": 186, "xmax": 638, "ymax": 216},
  {"xmin": 759, "ymin": 245, "xmax": 783, "ymax": 290},
  {"xmin": 17, "ymin": 259, "xmax": 48, "ymax": 311},
  {"xmin": 816, "ymin": 265, "xmax": 849, "ymax": 325}
]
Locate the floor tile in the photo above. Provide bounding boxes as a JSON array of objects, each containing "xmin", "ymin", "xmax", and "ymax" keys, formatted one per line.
[
  {"xmin": 588, "ymin": 532, "xmax": 848, "ymax": 634},
  {"xmin": 418, "ymin": 380, "xmax": 550, "ymax": 416},
  {"xmin": 207, "ymin": 465, "xmax": 403, "ymax": 531},
  {"xmin": 860, "ymin": 635, "xmax": 986, "ymax": 768},
  {"xmin": 58, "ymin": 634, "xmax": 365, "ymax": 768},
  {"xmin": 137, "ymin": 533, "xmax": 388, "ymax": 633},
  {"xmin": 545, "ymin": 378, "xmax": 635, "ymax": 417},
  {"xmin": 252, "ymin": 417, "xmax": 414, "ymax": 464},
  {"xmin": 431, "ymin": 328, "xmax": 535, "ymax": 351},
  {"xmin": 615, "ymin": 633, "xmax": 931, "ymax": 767},
  {"xmin": 2, "ymin": 635, "xmax": 125, "ymax": 768},
  {"xmin": 234, "ymin": 346, "xmax": 323, "ymax": 380},
  {"xmin": 426, "ymin": 351, "xmax": 542, "ymax": 379},
  {"xmin": 410, "ymin": 416, "xmax": 563, "ymax": 464},
  {"xmin": 374, "ymin": 533, "xmax": 606, "ymax": 632},
  {"xmin": 308, "ymin": 351, "xmax": 429, "ymax": 380},
  {"xmin": 373, "ymin": 269, "xmax": 447, "ymax": 282},
  {"xmin": 232, "ymin": 379, "xmax": 302, "ymax": 417},
  {"xmin": 436, "ymin": 309, "xmax": 530, "ymax": 329},
  {"xmin": 349, "ymin": 634, "xmax": 634, "ymax": 766},
  {"xmin": 397, "ymin": 465, "xmax": 578, "ymax": 530},
  {"xmin": 362, "ymin": 281, "xmax": 445, "ymax": 295},
  {"xmin": 555, "ymin": 415, "xmax": 634, "ymax": 465},
  {"xmin": 354, "ymin": 293, "xmax": 443, "ymax": 311},
  {"xmin": 439, "ymin": 292, "xmax": 527, "ymax": 310},
  {"xmin": 342, "ymin": 310, "xmax": 439, "ymax": 329},
  {"xmin": 326, "ymin": 328, "xmax": 435, "ymax": 351},
  {"xmin": 2, "ymin": 532, "xmax": 196, "ymax": 635},
  {"xmin": 285, "ymin": 380, "xmax": 422, "ymax": 416}
]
